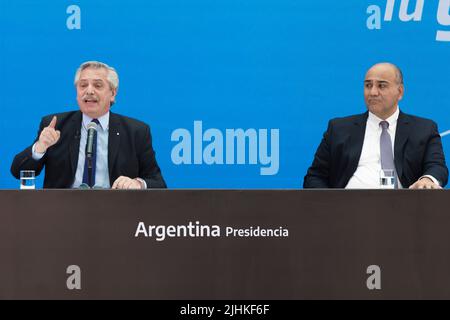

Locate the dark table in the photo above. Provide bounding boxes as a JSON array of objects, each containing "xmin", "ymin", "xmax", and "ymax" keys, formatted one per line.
[{"xmin": 1, "ymin": 190, "xmax": 449, "ymax": 299}]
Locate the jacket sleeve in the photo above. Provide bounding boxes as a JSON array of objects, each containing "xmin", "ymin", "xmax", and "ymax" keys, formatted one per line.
[
  {"xmin": 137, "ymin": 124, "xmax": 167, "ymax": 188},
  {"xmin": 10, "ymin": 117, "xmax": 48, "ymax": 179},
  {"xmin": 303, "ymin": 121, "xmax": 333, "ymax": 188},
  {"xmin": 422, "ymin": 121, "xmax": 448, "ymax": 187}
]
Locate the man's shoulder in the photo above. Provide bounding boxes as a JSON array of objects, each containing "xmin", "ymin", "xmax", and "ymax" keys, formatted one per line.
[
  {"xmin": 328, "ymin": 112, "xmax": 367, "ymax": 128},
  {"xmin": 111, "ymin": 112, "xmax": 150, "ymax": 129},
  {"xmin": 400, "ymin": 112, "xmax": 437, "ymax": 127},
  {"xmin": 40, "ymin": 110, "xmax": 80, "ymax": 126}
]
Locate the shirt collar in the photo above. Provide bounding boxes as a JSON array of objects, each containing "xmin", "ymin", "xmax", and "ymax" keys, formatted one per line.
[
  {"xmin": 82, "ymin": 112, "xmax": 110, "ymax": 131},
  {"xmin": 368, "ymin": 106, "xmax": 400, "ymax": 128}
]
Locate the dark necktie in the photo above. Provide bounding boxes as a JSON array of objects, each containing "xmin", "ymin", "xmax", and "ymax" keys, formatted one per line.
[{"xmin": 82, "ymin": 119, "xmax": 99, "ymax": 187}]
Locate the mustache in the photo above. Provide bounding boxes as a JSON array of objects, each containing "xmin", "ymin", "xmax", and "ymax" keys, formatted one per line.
[{"xmin": 82, "ymin": 95, "xmax": 99, "ymax": 102}]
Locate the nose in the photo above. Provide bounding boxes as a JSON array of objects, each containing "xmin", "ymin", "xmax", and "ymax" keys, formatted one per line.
[
  {"xmin": 369, "ymin": 85, "xmax": 379, "ymax": 96},
  {"xmin": 86, "ymin": 83, "xmax": 95, "ymax": 94}
]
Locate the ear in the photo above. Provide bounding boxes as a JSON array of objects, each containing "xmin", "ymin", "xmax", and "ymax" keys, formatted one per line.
[
  {"xmin": 110, "ymin": 88, "xmax": 118, "ymax": 105},
  {"xmin": 398, "ymin": 84, "xmax": 404, "ymax": 101}
]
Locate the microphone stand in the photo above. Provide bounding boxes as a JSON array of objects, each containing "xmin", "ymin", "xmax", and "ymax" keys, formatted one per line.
[
  {"xmin": 84, "ymin": 122, "xmax": 98, "ymax": 189},
  {"xmin": 87, "ymin": 154, "xmax": 93, "ymax": 188}
]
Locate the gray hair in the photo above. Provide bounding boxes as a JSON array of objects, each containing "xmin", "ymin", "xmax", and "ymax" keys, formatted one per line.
[{"xmin": 74, "ymin": 61, "xmax": 119, "ymax": 90}]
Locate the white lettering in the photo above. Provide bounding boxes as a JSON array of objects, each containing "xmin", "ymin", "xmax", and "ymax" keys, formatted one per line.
[
  {"xmin": 171, "ymin": 121, "xmax": 279, "ymax": 175},
  {"xmin": 66, "ymin": 5, "xmax": 81, "ymax": 30},
  {"xmin": 436, "ymin": 0, "xmax": 450, "ymax": 41},
  {"xmin": 367, "ymin": 5, "xmax": 382, "ymax": 29},
  {"xmin": 366, "ymin": 265, "xmax": 382, "ymax": 290},
  {"xmin": 66, "ymin": 265, "xmax": 81, "ymax": 290},
  {"xmin": 399, "ymin": 0, "xmax": 424, "ymax": 22},
  {"xmin": 134, "ymin": 222, "xmax": 148, "ymax": 237}
]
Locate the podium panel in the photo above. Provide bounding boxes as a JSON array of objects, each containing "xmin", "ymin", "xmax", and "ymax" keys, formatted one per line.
[{"xmin": 1, "ymin": 190, "xmax": 449, "ymax": 299}]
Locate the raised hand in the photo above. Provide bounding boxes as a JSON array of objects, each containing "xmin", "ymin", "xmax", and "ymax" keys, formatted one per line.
[{"xmin": 35, "ymin": 116, "xmax": 61, "ymax": 153}]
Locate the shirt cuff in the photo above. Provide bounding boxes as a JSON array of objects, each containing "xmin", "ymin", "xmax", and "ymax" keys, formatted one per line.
[
  {"xmin": 31, "ymin": 143, "xmax": 46, "ymax": 160},
  {"xmin": 420, "ymin": 175, "xmax": 440, "ymax": 186},
  {"xmin": 135, "ymin": 178, "xmax": 147, "ymax": 189}
]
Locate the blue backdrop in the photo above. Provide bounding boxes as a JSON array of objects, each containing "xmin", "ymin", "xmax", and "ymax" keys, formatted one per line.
[{"xmin": 1, "ymin": 0, "xmax": 449, "ymax": 188}]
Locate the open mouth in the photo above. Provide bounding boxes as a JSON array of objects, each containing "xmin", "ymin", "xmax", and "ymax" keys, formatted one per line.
[{"xmin": 84, "ymin": 98, "xmax": 98, "ymax": 103}]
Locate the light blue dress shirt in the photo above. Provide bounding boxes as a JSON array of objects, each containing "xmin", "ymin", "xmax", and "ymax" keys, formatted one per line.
[
  {"xmin": 32, "ymin": 111, "xmax": 148, "ymax": 189},
  {"xmin": 72, "ymin": 113, "xmax": 110, "ymax": 188},
  {"xmin": 32, "ymin": 112, "xmax": 111, "ymax": 188}
]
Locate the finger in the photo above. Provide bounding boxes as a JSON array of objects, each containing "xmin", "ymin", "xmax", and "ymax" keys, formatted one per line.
[
  {"xmin": 40, "ymin": 127, "xmax": 49, "ymax": 137},
  {"xmin": 40, "ymin": 132, "xmax": 55, "ymax": 145},
  {"xmin": 48, "ymin": 129, "xmax": 59, "ymax": 142},
  {"xmin": 41, "ymin": 135, "xmax": 53, "ymax": 146},
  {"xmin": 48, "ymin": 116, "xmax": 57, "ymax": 129},
  {"xmin": 112, "ymin": 176, "xmax": 122, "ymax": 189},
  {"xmin": 40, "ymin": 128, "xmax": 51, "ymax": 139},
  {"xmin": 115, "ymin": 176, "xmax": 128, "ymax": 189},
  {"xmin": 128, "ymin": 179, "xmax": 138, "ymax": 189},
  {"xmin": 127, "ymin": 182, "xmax": 137, "ymax": 189},
  {"xmin": 127, "ymin": 180, "xmax": 141, "ymax": 189},
  {"xmin": 55, "ymin": 130, "xmax": 61, "ymax": 141},
  {"xmin": 131, "ymin": 179, "xmax": 143, "ymax": 189},
  {"xmin": 42, "ymin": 130, "xmax": 58, "ymax": 146},
  {"xmin": 119, "ymin": 178, "xmax": 128, "ymax": 188},
  {"xmin": 120, "ymin": 178, "xmax": 133, "ymax": 189},
  {"xmin": 131, "ymin": 180, "xmax": 142, "ymax": 189},
  {"xmin": 123, "ymin": 179, "xmax": 134, "ymax": 189}
]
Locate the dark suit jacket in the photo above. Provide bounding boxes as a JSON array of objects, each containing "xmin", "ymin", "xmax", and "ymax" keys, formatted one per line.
[
  {"xmin": 303, "ymin": 111, "xmax": 448, "ymax": 188},
  {"xmin": 11, "ymin": 111, "xmax": 167, "ymax": 188}
]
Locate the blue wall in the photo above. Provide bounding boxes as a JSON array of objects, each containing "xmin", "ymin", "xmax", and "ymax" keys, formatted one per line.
[{"xmin": 1, "ymin": 0, "xmax": 449, "ymax": 189}]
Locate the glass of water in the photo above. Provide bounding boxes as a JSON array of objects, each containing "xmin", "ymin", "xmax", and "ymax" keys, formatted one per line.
[
  {"xmin": 20, "ymin": 170, "xmax": 36, "ymax": 190},
  {"xmin": 379, "ymin": 169, "xmax": 395, "ymax": 189}
]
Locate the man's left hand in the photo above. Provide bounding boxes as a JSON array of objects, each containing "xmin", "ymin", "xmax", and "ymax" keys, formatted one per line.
[
  {"xmin": 409, "ymin": 177, "xmax": 442, "ymax": 189},
  {"xmin": 112, "ymin": 176, "xmax": 143, "ymax": 189}
]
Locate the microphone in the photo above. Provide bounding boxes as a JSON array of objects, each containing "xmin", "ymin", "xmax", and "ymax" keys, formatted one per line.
[
  {"xmin": 85, "ymin": 121, "xmax": 98, "ymax": 187},
  {"xmin": 85, "ymin": 121, "xmax": 98, "ymax": 159}
]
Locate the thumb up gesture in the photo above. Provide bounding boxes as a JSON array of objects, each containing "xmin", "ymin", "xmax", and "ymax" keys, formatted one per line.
[{"xmin": 35, "ymin": 116, "xmax": 61, "ymax": 153}]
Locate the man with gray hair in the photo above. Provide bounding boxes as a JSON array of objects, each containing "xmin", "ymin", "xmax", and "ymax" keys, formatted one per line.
[{"xmin": 11, "ymin": 61, "xmax": 166, "ymax": 189}]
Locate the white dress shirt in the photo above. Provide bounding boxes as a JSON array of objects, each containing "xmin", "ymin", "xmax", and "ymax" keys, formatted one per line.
[
  {"xmin": 346, "ymin": 108, "xmax": 400, "ymax": 189},
  {"xmin": 345, "ymin": 107, "xmax": 439, "ymax": 189}
]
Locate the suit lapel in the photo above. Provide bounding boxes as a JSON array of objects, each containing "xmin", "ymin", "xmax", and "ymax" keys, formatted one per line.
[
  {"xmin": 69, "ymin": 111, "xmax": 82, "ymax": 179},
  {"xmin": 346, "ymin": 113, "xmax": 368, "ymax": 177},
  {"xmin": 394, "ymin": 111, "xmax": 410, "ymax": 181},
  {"xmin": 108, "ymin": 112, "xmax": 121, "ymax": 182}
]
